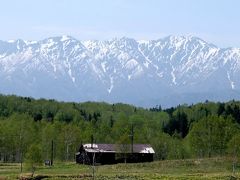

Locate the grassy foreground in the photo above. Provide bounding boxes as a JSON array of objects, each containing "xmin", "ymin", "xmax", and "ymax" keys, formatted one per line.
[{"xmin": 0, "ymin": 157, "xmax": 239, "ymax": 179}]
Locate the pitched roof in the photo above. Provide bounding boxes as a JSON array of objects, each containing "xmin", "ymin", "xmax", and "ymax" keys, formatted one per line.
[{"xmin": 82, "ymin": 143, "xmax": 155, "ymax": 154}]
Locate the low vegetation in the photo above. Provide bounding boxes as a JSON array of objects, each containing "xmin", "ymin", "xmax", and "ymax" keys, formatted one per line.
[{"xmin": 0, "ymin": 157, "xmax": 239, "ymax": 179}]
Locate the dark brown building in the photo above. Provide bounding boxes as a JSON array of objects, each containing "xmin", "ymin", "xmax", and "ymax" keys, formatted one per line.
[{"xmin": 76, "ymin": 143, "xmax": 155, "ymax": 165}]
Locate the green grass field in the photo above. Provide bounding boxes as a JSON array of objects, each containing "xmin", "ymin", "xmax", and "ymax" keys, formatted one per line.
[{"xmin": 0, "ymin": 157, "xmax": 239, "ymax": 179}]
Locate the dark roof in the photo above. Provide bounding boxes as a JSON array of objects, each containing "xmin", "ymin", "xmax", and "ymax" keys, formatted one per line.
[{"xmin": 82, "ymin": 143, "xmax": 155, "ymax": 154}]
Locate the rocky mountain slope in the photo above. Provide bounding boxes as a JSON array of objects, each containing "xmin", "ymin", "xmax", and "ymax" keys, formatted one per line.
[{"xmin": 0, "ymin": 35, "xmax": 240, "ymax": 107}]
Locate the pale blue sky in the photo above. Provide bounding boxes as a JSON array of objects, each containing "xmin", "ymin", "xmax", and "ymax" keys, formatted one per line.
[{"xmin": 1, "ymin": 0, "xmax": 240, "ymax": 47}]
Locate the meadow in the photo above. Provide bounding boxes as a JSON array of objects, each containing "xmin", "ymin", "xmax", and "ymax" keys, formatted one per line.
[{"xmin": 0, "ymin": 157, "xmax": 239, "ymax": 180}]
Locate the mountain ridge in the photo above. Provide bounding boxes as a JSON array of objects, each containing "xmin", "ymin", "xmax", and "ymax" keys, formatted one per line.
[{"xmin": 0, "ymin": 35, "xmax": 240, "ymax": 107}]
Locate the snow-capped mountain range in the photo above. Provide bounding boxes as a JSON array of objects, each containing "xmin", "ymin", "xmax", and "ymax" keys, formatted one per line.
[{"xmin": 0, "ymin": 35, "xmax": 240, "ymax": 107}]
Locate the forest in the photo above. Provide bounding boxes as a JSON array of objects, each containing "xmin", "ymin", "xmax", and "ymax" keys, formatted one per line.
[{"xmin": 0, "ymin": 94, "xmax": 240, "ymax": 164}]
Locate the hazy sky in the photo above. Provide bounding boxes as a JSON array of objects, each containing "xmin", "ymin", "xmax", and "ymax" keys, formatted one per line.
[{"xmin": 1, "ymin": 0, "xmax": 240, "ymax": 47}]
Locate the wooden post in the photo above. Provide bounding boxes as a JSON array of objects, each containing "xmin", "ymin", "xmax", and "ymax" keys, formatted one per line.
[
  {"xmin": 91, "ymin": 135, "xmax": 94, "ymax": 149},
  {"xmin": 19, "ymin": 124, "xmax": 23, "ymax": 173},
  {"xmin": 130, "ymin": 124, "xmax": 134, "ymax": 154},
  {"xmin": 20, "ymin": 134, "xmax": 23, "ymax": 173},
  {"xmin": 92, "ymin": 152, "xmax": 95, "ymax": 180},
  {"xmin": 51, "ymin": 140, "xmax": 54, "ymax": 166}
]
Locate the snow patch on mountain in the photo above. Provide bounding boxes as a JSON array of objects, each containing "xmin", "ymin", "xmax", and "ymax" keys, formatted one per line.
[
  {"xmin": 227, "ymin": 72, "xmax": 235, "ymax": 89},
  {"xmin": 108, "ymin": 76, "xmax": 114, "ymax": 93}
]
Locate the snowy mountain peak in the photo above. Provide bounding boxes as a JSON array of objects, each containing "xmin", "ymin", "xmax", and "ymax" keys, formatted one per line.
[
  {"xmin": 61, "ymin": 35, "xmax": 72, "ymax": 42},
  {"xmin": 0, "ymin": 35, "xmax": 240, "ymax": 107}
]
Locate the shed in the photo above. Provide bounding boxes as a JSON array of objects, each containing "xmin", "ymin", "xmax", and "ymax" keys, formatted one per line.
[{"xmin": 76, "ymin": 143, "xmax": 155, "ymax": 164}]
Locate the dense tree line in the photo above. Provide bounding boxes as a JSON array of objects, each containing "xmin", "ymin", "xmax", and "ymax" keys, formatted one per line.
[{"xmin": 1, "ymin": 94, "xmax": 240, "ymax": 164}]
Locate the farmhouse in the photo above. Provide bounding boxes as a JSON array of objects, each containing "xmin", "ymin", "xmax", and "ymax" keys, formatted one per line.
[{"xmin": 76, "ymin": 143, "xmax": 155, "ymax": 165}]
